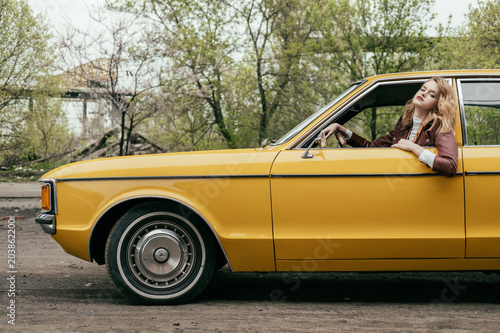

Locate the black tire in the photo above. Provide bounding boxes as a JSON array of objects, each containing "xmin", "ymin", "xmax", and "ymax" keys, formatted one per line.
[
  {"xmin": 105, "ymin": 202, "xmax": 215, "ymax": 304},
  {"xmin": 214, "ymin": 252, "xmax": 228, "ymax": 271}
]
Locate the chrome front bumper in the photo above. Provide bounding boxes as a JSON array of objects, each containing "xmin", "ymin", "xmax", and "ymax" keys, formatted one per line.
[{"xmin": 35, "ymin": 213, "xmax": 56, "ymax": 235}]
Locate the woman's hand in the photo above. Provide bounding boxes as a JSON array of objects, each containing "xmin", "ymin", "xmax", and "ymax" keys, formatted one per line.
[
  {"xmin": 392, "ymin": 139, "xmax": 424, "ymax": 157},
  {"xmin": 324, "ymin": 123, "xmax": 347, "ymax": 140}
]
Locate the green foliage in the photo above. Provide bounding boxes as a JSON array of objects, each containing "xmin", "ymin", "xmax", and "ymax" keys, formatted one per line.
[
  {"xmin": 465, "ymin": 106, "xmax": 500, "ymax": 145},
  {"xmin": 25, "ymin": 98, "xmax": 74, "ymax": 159},
  {"xmin": 323, "ymin": 0, "xmax": 436, "ymax": 80},
  {"xmin": 435, "ymin": 0, "xmax": 500, "ymax": 69},
  {"xmin": 108, "ymin": 0, "xmax": 351, "ymax": 147},
  {"xmin": 320, "ymin": 0, "xmax": 437, "ymax": 140},
  {"xmin": 237, "ymin": 0, "xmax": 338, "ymax": 143},
  {"xmin": 0, "ymin": 0, "xmax": 62, "ymax": 167},
  {"xmin": 348, "ymin": 106, "xmax": 402, "ymax": 141},
  {"xmin": 137, "ymin": 86, "xmax": 229, "ymax": 152},
  {"xmin": 1, "ymin": 78, "xmax": 75, "ymax": 166},
  {"xmin": 0, "ymin": 0, "xmax": 51, "ymax": 110},
  {"xmin": 467, "ymin": 0, "xmax": 500, "ymax": 67},
  {"xmin": 0, "ymin": 161, "xmax": 64, "ymax": 182}
]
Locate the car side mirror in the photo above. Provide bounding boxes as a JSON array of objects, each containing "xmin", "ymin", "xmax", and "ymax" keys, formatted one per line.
[
  {"xmin": 260, "ymin": 137, "xmax": 275, "ymax": 148},
  {"xmin": 301, "ymin": 130, "xmax": 326, "ymax": 159},
  {"xmin": 318, "ymin": 130, "xmax": 327, "ymax": 148}
]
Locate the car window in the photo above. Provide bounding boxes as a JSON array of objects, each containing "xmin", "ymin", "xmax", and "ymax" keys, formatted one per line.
[
  {"xmin": 461, "ymin": 81, "xmax": 500, "ymax": 146},
  {"xmin": 323, "ymin": 82, "xmax": 424, "ymax": 148},
  {"xmin": 344, "ymin": 105, "xmax": 402, "ymax": 143}
]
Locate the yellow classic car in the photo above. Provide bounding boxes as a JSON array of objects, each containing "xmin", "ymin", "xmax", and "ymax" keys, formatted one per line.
[{"xmin": 36, "ymin": 70, "xmax": 500, "ymax": 304}]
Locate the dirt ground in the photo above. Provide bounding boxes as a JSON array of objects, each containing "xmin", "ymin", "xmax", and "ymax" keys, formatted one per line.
[{"xmin": 1, "ymin": 187, "xmax": 500, "ymax": 332}]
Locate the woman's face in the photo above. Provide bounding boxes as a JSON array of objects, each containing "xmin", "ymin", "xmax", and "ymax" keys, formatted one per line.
[{"xmin": 413, "ymin": 80, "xmax": 441, "ymax": 112}]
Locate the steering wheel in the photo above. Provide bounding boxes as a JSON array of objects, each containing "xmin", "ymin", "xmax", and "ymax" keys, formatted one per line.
[{"xmin": 335, "ymin": 131, "xmax": 348, "ymax": 148}]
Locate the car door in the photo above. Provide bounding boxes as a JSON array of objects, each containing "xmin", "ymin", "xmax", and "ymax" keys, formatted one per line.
[
  {"xmin": 271, "ymin": 79, "xmax": 465, "ymax": 268},
  {"xmin": 459, "ymin": 79, "xmax": 500, "ymax": 258}
]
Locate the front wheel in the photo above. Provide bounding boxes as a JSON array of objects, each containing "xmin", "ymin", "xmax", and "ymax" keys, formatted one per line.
[{"xmin": 105, "ymin": 202, "xmax": 215, "ymax": 304}]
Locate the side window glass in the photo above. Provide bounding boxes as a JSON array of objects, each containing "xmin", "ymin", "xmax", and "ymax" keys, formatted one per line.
[
  {"xmin": 461, "ymin": 81, "xmax": 500, "ymax": 146},
  {"xmin": 347, "ymin": 105, "xmax": 401, "ymax": 142}
]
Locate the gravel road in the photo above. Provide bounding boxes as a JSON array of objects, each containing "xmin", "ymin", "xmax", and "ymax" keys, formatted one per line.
[{"xmin": 1, "ymin": 183, "xmax": 500, "ymax": 332}]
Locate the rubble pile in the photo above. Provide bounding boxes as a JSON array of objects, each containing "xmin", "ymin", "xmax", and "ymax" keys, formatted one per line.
[{"xmin": 74, "ymin": 127, "xmax": 166, "ymax": 161}]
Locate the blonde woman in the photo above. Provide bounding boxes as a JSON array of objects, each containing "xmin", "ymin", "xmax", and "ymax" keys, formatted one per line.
[{"xmin": 324, "ymin": 77, "xmax": 458, "ymax": 177}]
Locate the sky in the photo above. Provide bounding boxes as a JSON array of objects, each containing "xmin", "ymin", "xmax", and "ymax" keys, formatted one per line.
[
  {"xmin": 28, "ymin": 0, "xmax": 104, "ymax": 32},
  {"xmin": 29, "ymin": 0, "xmax": 479, "ymax": 33}
]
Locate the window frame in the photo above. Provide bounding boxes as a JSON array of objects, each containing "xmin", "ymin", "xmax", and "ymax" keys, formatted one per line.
[
  {"xmin": 457, "ymin": 78, "xmax": 500, "ymax": 147},
  {"xmin": 291, "ymin": 78, "xmax": 432, "ymax": 150}
]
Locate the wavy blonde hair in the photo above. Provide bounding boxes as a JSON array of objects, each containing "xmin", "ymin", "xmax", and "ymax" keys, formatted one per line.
[{"xmin": 401, "ymin": 76, "xmax": 457, "ymax": 133}]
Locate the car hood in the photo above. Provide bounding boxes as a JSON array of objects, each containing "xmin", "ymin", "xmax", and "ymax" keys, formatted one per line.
[{"xmin": 41, "ymin": 148, "xmax": 280, "ymax": 180}]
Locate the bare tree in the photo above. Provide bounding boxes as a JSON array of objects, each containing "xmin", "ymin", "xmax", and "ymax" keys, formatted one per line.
[{"xmin": 58, "ymin": 4, "xmax": 172, "ymax": 155}]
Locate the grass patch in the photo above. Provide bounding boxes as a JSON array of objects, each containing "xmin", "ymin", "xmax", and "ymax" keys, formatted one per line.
[{"xmin": 0, "ymin": 161, "xmax": 65, "ymax": 182}]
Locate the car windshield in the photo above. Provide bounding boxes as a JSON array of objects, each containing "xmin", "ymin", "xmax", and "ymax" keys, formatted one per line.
[{"xmin": 273, "ymin": 82, "xmax": 363, "ymax": 145}]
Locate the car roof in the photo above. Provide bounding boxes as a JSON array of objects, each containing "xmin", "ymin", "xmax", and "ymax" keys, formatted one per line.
[{"xmin": 364, "ymin": 69, "xmax": 500, "ymax": 82}]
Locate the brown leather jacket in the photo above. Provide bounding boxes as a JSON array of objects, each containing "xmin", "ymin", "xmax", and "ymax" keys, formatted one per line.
[{"xmin": 348, "ymin": 117, "xmax": 458, "ymax": 177}]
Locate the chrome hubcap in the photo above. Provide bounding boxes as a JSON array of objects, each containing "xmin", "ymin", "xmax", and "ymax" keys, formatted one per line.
[
  {"xmin": 154, "ymin": 248, "xmax": 169, "ymax": 263},
  {"xmin": 126, "ymin": 220, "xmax": 195, "ymax": 290}
]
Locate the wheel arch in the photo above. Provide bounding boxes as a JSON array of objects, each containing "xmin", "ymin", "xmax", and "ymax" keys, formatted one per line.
[{"xmin": 88, "ymin": 196, "xmax": 230, "ymax": 270}]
